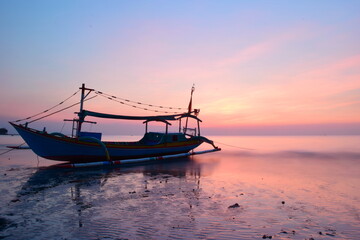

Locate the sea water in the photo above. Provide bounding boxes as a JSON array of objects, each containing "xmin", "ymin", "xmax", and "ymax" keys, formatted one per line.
[{"xmin": 0, "ymin": 135, "xmax": 359, "ymax": 239}]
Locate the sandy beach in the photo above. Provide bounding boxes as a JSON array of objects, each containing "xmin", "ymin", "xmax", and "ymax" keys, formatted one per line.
[{"xmin": 1, "ymin": 135, "xmax": 359, "ymax": 239}]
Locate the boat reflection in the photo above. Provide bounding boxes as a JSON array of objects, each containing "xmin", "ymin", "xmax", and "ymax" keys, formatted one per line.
[
  {"xmin": 18, "ymin": 157, "xmax": 203, "ymax": 198},
  {"xmin": 11, "ymin": 157, "xmax": 208, "ymax": 232}
]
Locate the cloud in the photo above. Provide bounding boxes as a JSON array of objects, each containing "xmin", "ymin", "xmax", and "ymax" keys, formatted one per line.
[
  {"xmin": 216, "ymin": 26, "xmax": 308, "ymax": 67},
  {"xmin": 199, "ymin": 53, "xmax": 360, "ymax": 126}
]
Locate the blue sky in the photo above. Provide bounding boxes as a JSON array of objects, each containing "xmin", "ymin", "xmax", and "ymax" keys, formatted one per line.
[{"xmin": 1, "ymin": 0, "xmax": 360, "ymax": 135}]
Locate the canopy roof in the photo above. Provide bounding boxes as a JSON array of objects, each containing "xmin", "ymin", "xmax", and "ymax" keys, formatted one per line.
[{"xmin": 81, "ymin": 110, "xmax": 187, "ymax": 121}]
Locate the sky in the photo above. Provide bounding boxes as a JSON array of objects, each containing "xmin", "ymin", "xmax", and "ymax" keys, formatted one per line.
[{"xmin": 1, "ymin": 0, "xmax": 359, "ymax": 135}]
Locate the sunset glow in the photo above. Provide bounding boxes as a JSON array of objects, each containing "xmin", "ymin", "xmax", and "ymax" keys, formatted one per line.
[{"xmin": 0, "ymin": 1, "xmax": 359, "ymax": 135}]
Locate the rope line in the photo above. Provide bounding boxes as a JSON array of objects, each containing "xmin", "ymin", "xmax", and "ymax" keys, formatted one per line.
[
  {"xmin": 14, "ymin": 90, "xmax": 80, "ymax": 123},
  {"xmin": 0, "ymin": 142, "xmax": 26, "ymax": 156},
  {"xmin": 12, "ymin": 86, "xmax": 190, "ymax": 124},
  {"xmin": 60, "ymin": 121, "xmax": 66, "ymax": 133},
  {"xmin": 214, "ymin": 141, "xmax": 256, "ymax": 150},
  {"xmin": 95, "ymin": 92, "xmax": 186, "ymax": 114},
  {"xmin": 27, "ymin": 95, "xmax": 97, "ymax": 124},
  {"xmin": 95, "ymin": 91, "xmax": 187, "ymax": 113}
]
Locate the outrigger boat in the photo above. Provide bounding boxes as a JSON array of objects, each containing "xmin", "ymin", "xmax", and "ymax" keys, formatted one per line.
[{"xmin": 10, "ymin": 84, "xmax": 220, "ymax": 166}]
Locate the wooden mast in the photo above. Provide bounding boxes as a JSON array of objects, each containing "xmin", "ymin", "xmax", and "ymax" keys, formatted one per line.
[
  {"xmin": 76, "ymin": 84, "xmax": 86, "ymax": 137},
  {"xmin": 184, "ymin": 85, "xmax": 195, "ymax": 134},
  {"xmin": 76, "ymin": 83, "xmax": 94, "ymax": 137}
]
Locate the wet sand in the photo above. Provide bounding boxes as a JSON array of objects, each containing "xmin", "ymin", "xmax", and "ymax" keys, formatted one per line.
[{"xmin": 0, "ymin": 135, "xmax": 360, "ymax": 239}]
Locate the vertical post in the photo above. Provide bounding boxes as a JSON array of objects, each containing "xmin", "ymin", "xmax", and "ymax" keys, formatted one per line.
[
  {"xmin": 76, "ymin": 83, "xmax": 86, "ymax": 137},
  {"xmin": 79, "ymin": 83, "xmax": 85, "ymax": 115},
  {"xmin": 185, "ymin": 85, "xmax": 195, "ymax": 134},
  {"xmin": 178, "ymin": 118, "xmax": 182, "ymax": 133},
  {"xmin": 197, "ymin": 119, "xmax": 201, "ymax": 136},
  {"xmin": 71, "ymin": 120, "xmax": 75, "ymax": 137}
]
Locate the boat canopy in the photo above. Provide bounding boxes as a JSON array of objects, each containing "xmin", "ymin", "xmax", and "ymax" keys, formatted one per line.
[{"xmin": 81, "ymin": 110, "xmax": 188, "ymax": 121}]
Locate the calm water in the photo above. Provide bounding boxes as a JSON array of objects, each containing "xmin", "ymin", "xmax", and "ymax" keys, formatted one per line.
[{"xmin": 0, "ymin": 135, "xmax": 359, "ymax": 239}]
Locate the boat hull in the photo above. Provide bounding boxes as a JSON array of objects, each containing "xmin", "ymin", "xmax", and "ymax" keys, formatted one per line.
[{"xmin": 10, "ymin": 123, "xmax": 203, "ymax": 163}]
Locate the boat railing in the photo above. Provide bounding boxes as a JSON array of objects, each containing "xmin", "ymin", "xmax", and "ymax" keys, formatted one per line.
[{"xmin": 183, "ymin": 127, "xmax": 197, "ymax": 136}]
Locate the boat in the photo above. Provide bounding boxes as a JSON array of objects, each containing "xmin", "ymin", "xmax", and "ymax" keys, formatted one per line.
[{"xmin": 10, "ymin": 84, "xmax": 220, "ymax": 164}]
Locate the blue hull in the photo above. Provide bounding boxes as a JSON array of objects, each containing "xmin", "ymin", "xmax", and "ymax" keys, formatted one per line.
[{"xmin": 11, "ymin": 123, "xmax": 203, "ymax": 163}]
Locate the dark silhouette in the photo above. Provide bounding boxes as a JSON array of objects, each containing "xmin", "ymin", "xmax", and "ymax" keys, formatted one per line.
[{"xmin": 0, "ymin": 128, "xmax": 8, "ymax": 135}]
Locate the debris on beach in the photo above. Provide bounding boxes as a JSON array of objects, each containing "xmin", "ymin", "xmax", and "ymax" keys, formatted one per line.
[
  {"xmin": 262, "ymin": 234, "xmax": 272, "ymax": 239},
  {"xmin": 279, "ymin": 229, "xmax": 295, "ymax": 235},
  {"xmin": 228, "ymin": 203, "xmax": 240, "ymax": 208},
  {"xmin": 325, "ymin": 228, "xmax": 337, "ymax": 237}
]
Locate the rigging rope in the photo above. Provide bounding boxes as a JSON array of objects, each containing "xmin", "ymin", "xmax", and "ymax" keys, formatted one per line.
[
  {"xmin": 94, "ymin": 90, "xmax": 187, "ymax": 114},
  {"xmin": 14, "ymin": 90, "xmax": 80, "ymax": 123},
  {"xmin": 27, "ymin": 95, "xmax": 97, "ymax": 124},
  {"xmin": 60, "ymin": 121, "xmax": 66, "ymax": 133},
  {"xmin": 213, "ymin": 141, "xmax": 256, "ymax": 150},
  {"xmin": 0, "ymin": 142, "xmax": 26, "ymax": 156},
  {"xmin": 12, "ymin": 86, "xmax": 191, "ymax": 124}
]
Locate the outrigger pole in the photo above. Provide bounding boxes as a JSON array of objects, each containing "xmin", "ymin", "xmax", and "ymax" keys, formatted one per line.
[{"xmin": 57, "ymin": 148, "xmax": 221, "ymax": 168}]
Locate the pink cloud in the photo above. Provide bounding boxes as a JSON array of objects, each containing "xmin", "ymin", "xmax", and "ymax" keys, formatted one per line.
[
  {"xmin": 201, "ymin": 54, "xmax": 360, "ymax": 127},
  {"xmin": 300, "ymin": 54, "xmax": 360, "ymax": 80},
  {"xmin": 217, "ymin": 26, "xmax": 309, "ymax": 67}
]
